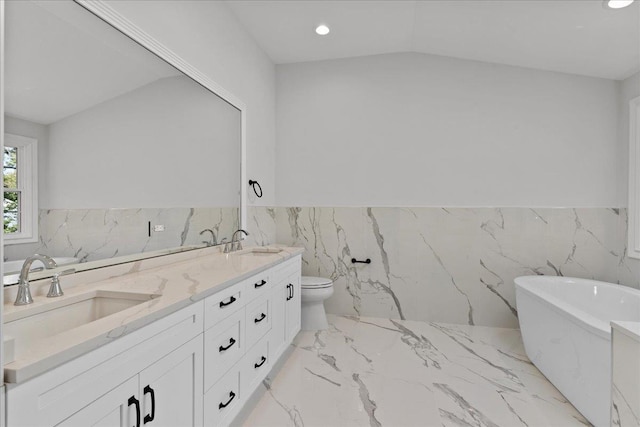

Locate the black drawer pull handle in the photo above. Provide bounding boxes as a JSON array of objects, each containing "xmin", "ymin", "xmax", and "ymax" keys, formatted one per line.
[
  {"xmin": 219, "ymin": 337, "xmax": 236, "ymax": 352},
  {"xmin": 254, "ymin": 356, "xmax": 267, "ymax": 369},
  {"xmin": 143, "ymin": 385, "xmax": 155, "ymax": 424},
  {"xmin": 218, "ymin": 391, "xmax": 236, "ymax": 409},
  {"xmin": 254, "ymin": 313, "xmax": 266, "ymax": 323},
  {"xmin": 254, "ymin": 279, "xmax": 267, "ymax": 288},
  {"xmin": 128, "ymin": 395, "xmax": 141, "ymax": 427},
  {"xmin": 286, "ymin": 284, "xmax": 292, "ymax": 301},
  {"xmin": 219, "ymin": 296, "xmax": 236, "ymax": 308}
]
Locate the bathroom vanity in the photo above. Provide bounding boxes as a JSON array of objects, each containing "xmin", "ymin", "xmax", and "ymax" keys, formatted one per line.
[
  {"xmin": 0, "ymin": 1, "xmax": 281, "ymax": 425},
  {"xmin": 2, "ymin": 246, "xmax": 302, "ymax": 426}
]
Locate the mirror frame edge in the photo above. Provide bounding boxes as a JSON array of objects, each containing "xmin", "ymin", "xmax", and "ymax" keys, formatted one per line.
[
  {"xmin": 1, "ymin": 0, "xmax": 6, "ymax": 374},
  {"xmin": 628, "ymin": 95, "xmax": 640, "ymax": 259},
  {"xmin": 74, "ymin": 0, "xmax": 248, "ymax": 234}
]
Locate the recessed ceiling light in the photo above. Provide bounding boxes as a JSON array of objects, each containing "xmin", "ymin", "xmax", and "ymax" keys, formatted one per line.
[
  {"xmin": 604, "ymin": 0, "xmax": 635, "ymax": 9},
  {"xmin": 315, "ymin": 24, "xmax": 330, "ymax": 36}
]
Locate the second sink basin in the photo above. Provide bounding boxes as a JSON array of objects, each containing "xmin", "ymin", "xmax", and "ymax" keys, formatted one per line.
[
  {"xmin": 4, "ymin": 290, "xmax": 158, "ymax": 363},
  {"xmin": 241, "ymin": 247, "xmax": 283, "ymax": 256}
]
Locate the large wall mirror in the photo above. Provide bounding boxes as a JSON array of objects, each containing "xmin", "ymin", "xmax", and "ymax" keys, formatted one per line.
[{"xmin": 2, "ymin": 0, "xmax": 245, "ymax": 285}]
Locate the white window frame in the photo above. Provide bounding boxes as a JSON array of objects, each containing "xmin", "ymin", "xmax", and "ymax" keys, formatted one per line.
[
  {"xmin": 628, "ymin": 96, "xmax": 640, "ymax": 259},
  {"xmin": 3, "ymin": 133, "xmax": 38, "ymax": 244}
]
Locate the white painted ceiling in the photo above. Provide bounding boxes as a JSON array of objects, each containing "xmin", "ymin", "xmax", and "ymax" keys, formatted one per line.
[{"xmin": 226, "ymin": 0, "xmax": 640, "ymax": 80}]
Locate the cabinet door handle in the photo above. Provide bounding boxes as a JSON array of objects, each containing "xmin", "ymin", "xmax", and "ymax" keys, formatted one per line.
[
  {"xmin": 254, "ymin": 279, "xmax": 267, "ymax": 288},
  {"xmin": 254, "ymin": 313, "xmax": 266, "ymax": 323},
  {"xmin": 254, "ymin": 356, "xmax": 267, "ymax": 369},
  {"xmin": 286, "ymin": 284, "xmax": 291, "ymax": 301},
  {"xmin": 218, "ymin": 391, "xmax": 236, "ymax": 409},
  {"xmin": 219, "ymin": 296, "xmax": 236, "ymax": 308},
  {"xmin": 219, "ymin": 337, "xmax": 236, "ymax": 352},
  {"xmin": 143, "ymin": 385, "xmax": 155, "ymax": 424},
  {"xmin": 128, "ymin": 395, "xmax": 141, "ymax": 427}
]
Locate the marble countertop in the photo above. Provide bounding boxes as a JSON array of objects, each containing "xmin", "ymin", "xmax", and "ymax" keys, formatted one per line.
[
  {"xmin": 611, "ymin": 321, "xmax": 640, "ymax": 343},
  {"xmin": 2, "ymin": 245, "xmax": 304, "ymax": 384}
]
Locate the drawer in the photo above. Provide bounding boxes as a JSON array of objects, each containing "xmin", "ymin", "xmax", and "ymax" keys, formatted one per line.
[
  {"xmin": 245, "ymin": 297, "xmax": 272, "ymax": 349},
  {"xmin": 204, "ymin": 281, "xmax": 245, "ymax": 330},
  {"xmin": 204, "ymin": 366, "xmax": 242, "ymax": 427},
  {"xmin": 244, "ymin": 270, "xmax": 272, "ymax": 303},
  {"xmin": 242, "ymin": 334, "xmax": 270, "ymax": 395},
  {"xmin": 204, "ymin": 309, "xmax": 245, "ymax": 392}
]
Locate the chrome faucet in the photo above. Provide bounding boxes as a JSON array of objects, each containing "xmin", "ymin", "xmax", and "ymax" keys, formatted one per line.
[
  {"xmin": 14, "ymin": 254, "xmax": 58, "ymax": 306},
  {"xmin": 199, "ymin": 228, "xmax": 217, "ymax": 246},
  {"xmin": 224, "ymin": 229, "xmax": 249, "ymax": 253},
  {"xmin": 47, "ymin": 268, "xmax": 76, "ymax": 298}
]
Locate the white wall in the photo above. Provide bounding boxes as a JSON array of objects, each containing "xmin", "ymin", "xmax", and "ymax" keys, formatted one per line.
[
  {"xmin": 103, "ymin": 0, "xmax": 276, "ymax": 206},
  {"xmin": 45, "ymin": 76, "xmax": 239, "ymax": 209},
  {"xmin": 276, "ymin": 52, "xmax": 619, "ymax": 207}
]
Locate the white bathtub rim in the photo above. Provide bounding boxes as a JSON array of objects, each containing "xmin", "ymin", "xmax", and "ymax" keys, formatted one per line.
[{"xmin": 514, "ymin": 275, "xmax": 636, "ymax": 340}]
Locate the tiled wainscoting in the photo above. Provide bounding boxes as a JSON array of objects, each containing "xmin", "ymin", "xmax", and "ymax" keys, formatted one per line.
[
  {"xmin": 7, "ymin": 205, "xmax": 637, "ymax": 329},
  {"xmin": 249, "ymin": 206, "xmax": 639, "ymax": 328},
  {"xmin": 5, "ymin": 207, "xmax": 238, "ymax": 263}
]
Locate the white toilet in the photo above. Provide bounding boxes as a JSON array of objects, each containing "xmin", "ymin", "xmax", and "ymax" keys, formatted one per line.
[{"xmin": 300, "ymin": 276, "xmax": 334, "ymax": 330}]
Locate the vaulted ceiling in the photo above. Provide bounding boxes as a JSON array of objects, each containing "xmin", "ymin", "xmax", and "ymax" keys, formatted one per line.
[{"xmin": 227, "ymin": 0, "xmax": 640, "ymax": 80}]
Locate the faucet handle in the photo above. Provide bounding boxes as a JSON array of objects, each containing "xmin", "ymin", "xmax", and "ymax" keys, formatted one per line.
[{"xmin": 47, "ymin": 268, "xmax": 75, "ymax": 298}]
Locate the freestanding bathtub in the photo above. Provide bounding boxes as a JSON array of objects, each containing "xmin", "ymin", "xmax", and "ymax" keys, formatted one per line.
[{"xmin": 515, "ymin": 276, "xmax": 640, "ymax": 427}]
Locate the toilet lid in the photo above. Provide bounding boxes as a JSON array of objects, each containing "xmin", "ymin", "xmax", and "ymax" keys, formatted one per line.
[{"xmin": 301, "ymin": 276, "xmax": 333, "ymax": 289}]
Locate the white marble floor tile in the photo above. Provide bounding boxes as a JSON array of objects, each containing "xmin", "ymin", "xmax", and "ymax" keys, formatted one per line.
[{"xmin": 242, "ymin": 315, "xmax": 590, "ymax": 427}]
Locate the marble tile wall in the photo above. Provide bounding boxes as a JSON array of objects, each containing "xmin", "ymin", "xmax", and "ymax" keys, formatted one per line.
[
  {"xmin": 5, "ymin": 207, "xmax": 238, "ymax": 263},
  {"xmin": 8, "ymin": 205, "xmax": 638, "ymax": 329},
  {"xmin": 270, "ymin": 207, "xmax": 640, "ymax": 328}
]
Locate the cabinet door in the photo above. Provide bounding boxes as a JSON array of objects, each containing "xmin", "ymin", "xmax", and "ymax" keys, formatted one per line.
[
  {"xmin": 285, "ymin": 272, "xmax": 301, "ymax": 342},
  {"xmin": 56, "ymin": 376, "xmax": 138, "ymax": 427},
  {"xmin": 270, "ymin": 282, "xmax": 288, "ymax": 359},
  {"xmin": 139, "ymin": 336, "xmax": 203, "ymax": 427}
]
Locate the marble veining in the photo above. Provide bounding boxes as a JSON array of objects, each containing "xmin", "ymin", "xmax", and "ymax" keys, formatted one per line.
[
  {"xmin": 4, "ymin": 207, "xmax": 239, "ymax": 263},
  {"xmin": 243, "ymin": 315, "xmax": 590, "ymax": 427},
  {"xmin": 1, "ymin": 245, "xmax": 303, "ymax": 383},
  {"xmin": 273, "ymin": 207, "xmax": 640, "ymax": 328},
  {"xmin": 611, "ymin": 321, "xmax": 640, "ymax": 427},
  {"xmin": 6, "ymin": 205, "xmax": 639, "ymax": 331}
]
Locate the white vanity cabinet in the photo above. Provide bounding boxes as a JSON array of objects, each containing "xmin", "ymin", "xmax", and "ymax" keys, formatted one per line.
[
  {"xmin": 6, "ymin": 302, "xmax": 204, "ymax": 427},
  {"xmin": 57, "ymin": 337, "xmax": 203, "ymax": 427},
  {"xmin": 202, "ymin": 255, "xmax": 301, "ymax": 427},
  {"xmin": 4, "ymin": 254, "xmax": 302, "ymax": 427},
  {"xmin": 56, "ymin": 376, "xmax": 139, "ymax": 427},
  {"xmin": 271, "ymin": 263, "xmax": 302, "ymax": 358}
]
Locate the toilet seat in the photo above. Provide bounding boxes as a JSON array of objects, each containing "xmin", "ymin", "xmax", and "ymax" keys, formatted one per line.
[{"xmin": 301, "ymin": 276, "xmax": 333, "ymax": 289}]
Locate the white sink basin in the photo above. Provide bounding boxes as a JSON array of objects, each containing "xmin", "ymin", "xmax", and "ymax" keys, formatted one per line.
[
  {"xmin": 4, "ymin": 290, "xmax": 158, "ymax": 363},
  {"xmin": 241, "ymin": 247, "xmax": 283, "ymax": 256}
]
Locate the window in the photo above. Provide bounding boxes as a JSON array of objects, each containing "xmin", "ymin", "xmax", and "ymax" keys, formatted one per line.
[{"xmin": 3, "ymin": 133, "xmax": 38, "ymax": 244}]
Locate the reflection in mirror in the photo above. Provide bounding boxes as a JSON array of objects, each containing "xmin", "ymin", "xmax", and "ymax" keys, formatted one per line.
[{"xmin": 3, "ymin": 0, "xmax": 242, "ymax": 285}]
